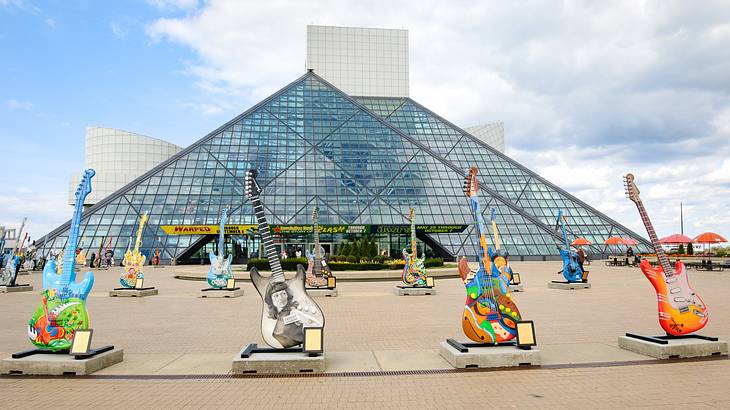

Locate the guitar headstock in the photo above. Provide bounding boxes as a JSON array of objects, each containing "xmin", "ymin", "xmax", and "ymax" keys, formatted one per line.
[
  {"xmin": 490, "ymin": 208, "xmax": 496, "ymax": 222},
  {"xmin": 408, "ymin": 207, "xmax": 415, "ymax": 222},
  {"xmin": 75, "ymin": 169, "xmax": 96, "ymax": 202},
  {"xmin": 139, "ymin": 211, "xmax": 149, "ymax": 227},
  {"xmin": 623, "ymin": 173, "xmax": 641, "ymax": 204},
  {"xmin": 245, "ymin": 169, "xmax": 261, "ymax": 199},
  {"xmin": 463, "ymin": 166, "xmax": 479, "ymax": 198}
]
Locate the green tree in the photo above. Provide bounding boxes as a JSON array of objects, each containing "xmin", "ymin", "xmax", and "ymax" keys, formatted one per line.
[
  {"xmin": 338, "ymin": 241, "xmax": 350, "ymax": 256},
  {"xmin": 349, "ymin": 240, "xmax": 361, "ymax": 260},
  {"xmin": 687, "ymin": 242, "xmax": 694, "ymax": 255},
  {"xmin": 678, "ymin": 244, "xmax": 685, "ymax": 254}
]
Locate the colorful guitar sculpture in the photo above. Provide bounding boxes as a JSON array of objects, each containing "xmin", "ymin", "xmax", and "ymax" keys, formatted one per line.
[
  {"xmin": 28, "ymin": 169, "xmax": 95, "ymax": 351},
  {"xmin": 459, "ymin": 166, "xmax": 521, "ymax": 343},
  {"xmin": 306, "ymin": 207, "xmax": 332, "ymax": 288},
  {"xmin": 3, "ymin": 218, "xmax": 26, "ymax": 286},
  {"xmin": 207, "ymin": 207, "xmax": 233, "ymax": 288},
  {"xmin": 488, "ymin": 208, "xmax": 515, "ymax": 284},
  {"xmin": 555, "ymin": 210, "xmax": 583, "ymax": 283},
  {"xmin": 245, "ymin": 169, "xmax": 325, "ymax": 348},
  {"xmin": 120, "ymin": 212, "xmax": 148, "ymax": 288},
  {"xmin": 624, "ymin": 173, "xmax": 708, "ymax": 336},
  {"xmin": 402, "ymin": 208, "xmax": 428, "ymax": 286}
]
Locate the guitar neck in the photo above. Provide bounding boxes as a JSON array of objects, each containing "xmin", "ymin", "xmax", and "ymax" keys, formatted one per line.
[
  {"xmin": 218, "ymin": 215, "xmax": 226, "ymax": 257},
  {"xmin": 251, "ymin": 196, "xmax": 284, "ymax": 281},
  {"xmin": 410, "ymin": 214, "xmax": 417, "ymax": 256},
  {"xmin": 469, "ymin": 197, "xmax": 490, "ymax": 270},
  {"xmin": 313, "ymin": 217, "xmax": 320, "ymax": 260},
  {"xmin": 62, "ymin": 198, "xmax": 85, "ymax": 279},
  {"xmin": 635, "ymin": 200, "xmax": 673, "ymax": 275}
]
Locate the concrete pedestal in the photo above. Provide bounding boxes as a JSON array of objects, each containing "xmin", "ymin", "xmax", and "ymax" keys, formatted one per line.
[
  {"xmin": 439, "ymin": 340, "xmax": 540, "ymax": 368},
  {"xmin": 0, "ymin": 284, "xmax": 33, "ymax": 293},
  {"xmin": 200, "ymin": 287, "xmax": 244, "ymax": 298},
  {"xmin": 618, "ymin": 334, "xmax": 728, "ymax": 359},
  {"xmin": 1, "ymin": 348, "xmax": 123, "ymax": 375},
  {"xmin": 509, "ymin": 284, "xmax": 524, "ymax": 292},
  {"xmin": 393, "ymin": 285, "xmax": 436, "ymax": 296},
  {"xmin": 306, "ymin": 288, "xmax": 338, "ymax": 297},
  {"xmin": 232, "ymin": 346, "xmax": 324, "ymax": 374},
  {"xmin": 548, "ymin": 281, "xmax": 590, "ymax": 290},
  {"xmin": 109, "ymin": 287, "xmax": 159, "ymax": 297}
]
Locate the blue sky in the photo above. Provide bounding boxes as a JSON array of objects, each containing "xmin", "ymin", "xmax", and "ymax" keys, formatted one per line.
[{"xmin": 1, "ymin": 0, "xmax": 729, "ymax": 245}]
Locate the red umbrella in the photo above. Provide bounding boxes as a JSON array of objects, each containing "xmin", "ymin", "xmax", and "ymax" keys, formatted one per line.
[
  {"xmin": 604, "ymin": 236, "xmax": 627, "ymax": 245},
  {"xmin": 658, "ymin": 234, "xmax": 692, "ymax": 244},
  {"xmin": 622, "ymin": 238, "xmax": 638, "ymax": 245},
  {"xmin": 693, "ymin": 232, "xmax": 727, "ymax": 255},
  {"xmin": 571, "ymin": 237, "xmax": 591, "ymax": 246}
]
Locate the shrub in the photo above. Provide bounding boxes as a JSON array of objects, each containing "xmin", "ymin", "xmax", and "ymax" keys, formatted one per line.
[
  {"xmin": 678, "ymin": 244, "xmax": 685, "ymax": 254},
  {"xmin": 246, "ymin": 258, "xmax": 270, "ymax": 271},
  {"xmin": 424, "ymin": 258, "xmax": 444, "ymax": 268},
  {"xmin": 281, "ymin": 257, "xmax": 308, "ymax": 271},
  {"xmin": 372, "ymin": 255, "xmax": 385, "ymax": 264},
  {"xmin": 687, "ymin": 243, "xmax": 694, "ymax": 255},
  {"xmin": 346, "ymin": 255, "xmax": 357, "ymax": 263},
  {"xmin": 328, "ymin": 262, "xmax": 389, "ymax": 271},
  {"xmin": 338, "ymin": 241, "xmax": 350, "ymax": 257}
]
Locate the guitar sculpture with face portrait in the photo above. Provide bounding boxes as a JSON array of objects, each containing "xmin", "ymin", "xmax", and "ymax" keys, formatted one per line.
[
  {"xmin": 555, "ymin": 210, "xmax": 583, "ymax": 283},
  {"xmin": 28, "ymin": 169, "xmax": 95, "ymax": 351},
  {"xmin": 402, "ymin": 208, "xmax": 428, "ymax": 286},
  {"xmin": 245, "ymin": 169, "xmax": 325, "ymax": 348},
  {"xmin": 207, "ymin": 207, "xmax": 233, "ymax": 288},
  {"xmin": 120, "ymin": 212, "xmax": 148, "ymax": 288},
  {"xmin": 459, "ymin": 166, "xmax": 521, "ymax": 343},
  {"xmin": 305, "ymin": 206, "xmax": 332, "ymax": 288},
  {"xmin": 624, "ymin": 173, "xmax": 708, "ymax": 336}
]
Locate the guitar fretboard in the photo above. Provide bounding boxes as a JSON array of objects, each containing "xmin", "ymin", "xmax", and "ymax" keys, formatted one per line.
[
  {"xmin": 635, "ymin": 200, "xmax": 673, "ymax": 276},
  {"xmin": 251, "ymin": 196, "xmax": 284, "ymax": 282},
  {"xmin": 410, "ymin": 211, "xmax": 417, "ymax": 257},
  {"xmin": 62, "ymin": 191, "xmax": 87, "ymax": 282},
  {"xmin": 312, "ymin": 211, "xmax": 321, "ymax": 274}
]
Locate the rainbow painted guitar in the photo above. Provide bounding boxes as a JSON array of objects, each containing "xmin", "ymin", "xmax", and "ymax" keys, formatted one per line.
[
  {"xmin": 624, "ymin": 173, "xmax": 708, "ymax": 336},
  {"xmin": 120, "ymin": 212, "xmax": 148, "ymax": 288},
  {"xmin": 207, "ymin": 207, "xmax": 233, "ymax": 288},
  {"xmin": 28, "ymin": 169, "xmax": 95, "ymax": 351},
  {"xmin": 402, "ymin": 208, "xmax": 428, "ymax": 286},
  {"xmin": 306, "ymin": 206, "xmax": 331, "ymax": 288},
  {"xmin": 459, "ymin": 166, "xmax": 521, "ymax": 343}
]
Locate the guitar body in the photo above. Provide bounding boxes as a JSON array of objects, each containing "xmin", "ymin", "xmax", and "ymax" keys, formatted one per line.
[
  {"xmin": 559, "ymin": 248, "xmax": 583, "ymax": 282},
  {"xmin": 459, "ymin": 257, "xmax": 520, "ymax": 343},
  {"xmin": 305, "ymin": 249, "xmax": 328, "ymax": 288},
  {"xmin": 250, "ymin": 264, "xmax": 325, "ymax": 348},
  {"xmin": 401, "ymin": 249, "xmax": 427, "ymax": 286},
  {"xmin": 207, "ymin": 251, "xmax": 233, "ymax": 288},
  {"xmin": 120, "ymin": 250, "xmax": 145, "ymax": 288},
  {"xmin": 640, "ymin": 259, "xmax": 708, "ymax": 335}
]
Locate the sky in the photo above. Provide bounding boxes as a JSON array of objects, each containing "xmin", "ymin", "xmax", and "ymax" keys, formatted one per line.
[{"xmin": 1, "ymin": 0, "xmax": 729, "ymax": 245}]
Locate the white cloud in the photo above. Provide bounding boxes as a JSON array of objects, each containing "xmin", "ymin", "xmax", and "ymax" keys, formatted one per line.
[
  {"xmin": 140, "ymin": 0, "xmax": 730, "ymax": 239},
  {"xmin": 147, "ymin": 0, "xmax": 199, "ymax": 11},
  {"xmin": 44, "ymin": 17, "xmax": 56, "ymax": 28},
  {"xmin": 6, "ymin": 99, "xmax": 34, "ymax": 110},
  {"xmin": 110, "ymin": 21, "xmax": 126, "ymax": 38}
]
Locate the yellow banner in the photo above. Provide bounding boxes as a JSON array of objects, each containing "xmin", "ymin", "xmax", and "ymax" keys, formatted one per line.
[{"xmin": 160, "ymin": 225, "xmax": 258, "ymax": 235}]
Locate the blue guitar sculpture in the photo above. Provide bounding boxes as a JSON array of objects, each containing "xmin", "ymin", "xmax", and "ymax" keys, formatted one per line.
[
  {"xmin": 555, "ymin": 210, "xmax": 583, "ymax": 283},
  {"xmin": 28, "ymin": 169, "xmax": 95, "ymax": 351},
  {"xmin": 2, "ymin": 217, "xmax": 26, "ymax": 287},
  {"xmin": 207, "ymin": 207, "xmax": 233, "ymax": 288}
]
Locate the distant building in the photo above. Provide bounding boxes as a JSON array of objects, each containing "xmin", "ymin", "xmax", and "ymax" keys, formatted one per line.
[
  {"xmin": 306, "ymin": 25, "xmax": 409, "ymax": 98},
  {"xmin": 465, "ymin": 123, "xmax": 505, "ymax": 152},
  {"xmin": 69, "ymin": 127, "xmax": 182, "ymax": 206}
]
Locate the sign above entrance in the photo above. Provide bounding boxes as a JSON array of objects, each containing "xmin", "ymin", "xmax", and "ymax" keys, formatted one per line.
[{"xmin": 160, "ymin": 224, "xmax": 468, "ymax": 235}]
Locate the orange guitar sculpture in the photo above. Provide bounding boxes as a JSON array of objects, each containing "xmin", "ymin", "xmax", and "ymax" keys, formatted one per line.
[
  {"xmin": 624, "ymin": 173, "xmax": 708, "ymax": 335},
  {"xmin": 459, "ymin": 167, "xmax": 521, "ymax": 343}
]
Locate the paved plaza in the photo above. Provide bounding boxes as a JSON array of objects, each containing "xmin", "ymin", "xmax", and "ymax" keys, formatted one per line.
[{"xmin": 1, "ymin": 261, "xmax": 728, "ymax": 408}]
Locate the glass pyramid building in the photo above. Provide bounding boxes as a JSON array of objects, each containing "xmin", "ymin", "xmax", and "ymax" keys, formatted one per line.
[{"xmin": 38, "ymin": 71, "xmax": 651, "ymax": 263}]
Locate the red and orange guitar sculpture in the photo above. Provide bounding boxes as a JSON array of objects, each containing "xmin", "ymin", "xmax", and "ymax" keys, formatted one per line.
[
  {"xmin": 624, "ymin": 173, "xmax": 708, "ymax": 335},
  {"xmin": 459, "ymin": 167, "xmax": 521, "ymax": 343}
]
